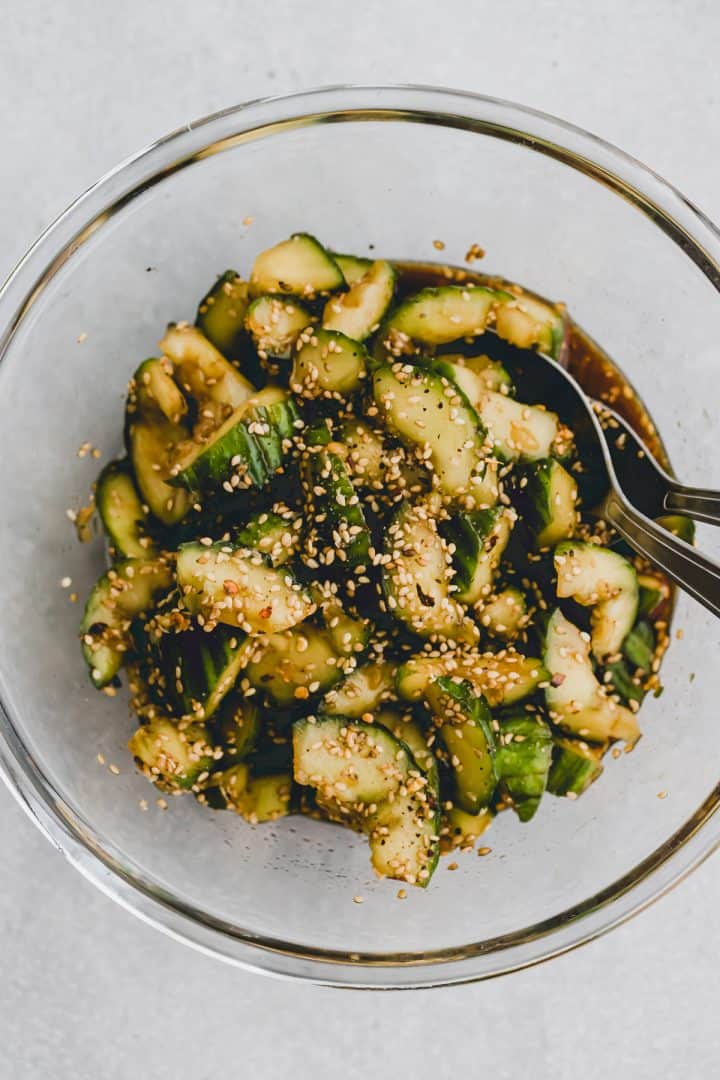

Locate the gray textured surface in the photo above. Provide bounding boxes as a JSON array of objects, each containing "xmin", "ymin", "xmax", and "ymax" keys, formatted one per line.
[{"xmin": 1, "ymin": 0, "xmax": 719, "ymax": 1074}]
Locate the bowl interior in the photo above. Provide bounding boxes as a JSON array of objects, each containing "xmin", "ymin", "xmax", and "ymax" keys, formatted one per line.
[{"xmin": 1, "ymin": 91, "xmax": 719, "ymax": 981}]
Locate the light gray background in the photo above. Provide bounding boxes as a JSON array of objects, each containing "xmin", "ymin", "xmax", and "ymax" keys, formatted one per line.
[{"xmin": 1, "ymin": 1, "xmax": 719, "ymax": 1075}]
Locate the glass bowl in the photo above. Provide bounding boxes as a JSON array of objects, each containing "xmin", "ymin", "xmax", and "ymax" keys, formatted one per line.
[{"xmin": 1, "ymin": 85, "xmax": 719, "ymax": 989}]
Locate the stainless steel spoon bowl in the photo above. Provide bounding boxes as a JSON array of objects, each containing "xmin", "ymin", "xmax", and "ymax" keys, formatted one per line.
[{"xmin": 500, "ymin": 348, "xmax": 720, "ymax": 619}]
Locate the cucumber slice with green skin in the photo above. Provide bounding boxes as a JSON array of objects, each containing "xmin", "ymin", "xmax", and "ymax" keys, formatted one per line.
[
  {"xmin": 322, "ymin": 661, "xmax": 395, "ymax": 718},
  {"xmin": 81, "ymin": 559, "xmax": 173, "ymax": 688},
  {"xmin": 604, "ymin": 657, "xmax": 645, "ymax": 706},
  {"xmin": 158, "ymin": 626, "xmax": 256, "ymax": 721},
  {"xmin": 170, "ymin": 387, "xmax": 301, "ymax": 493},
  {"xmin": 429, "ymin": 677, "xmax": 497, "ymax": 814},
  {"xmin": 546, "ymin": 737, "xmax": 604, "ymax": 797},
  {"xmin": 495, "ymin": 711, "xmax": 553, "ymax": 822},
  {"xmin": 337, "ymin": 419, "xmax": 397, "ymax": 490},
  {"xmin": 494, "ymin": 292, "xmax": 565, "ymax": 359},
  {"xmin": 477, "ymin": 391, "xmax": 559, "ymax": 463},
  {"xmin": 440, "ymin": 506, "xmax": 514, "ymax": 605},
  {"xmin": 375, "ymin": 707, "xmax": 439, "ymax": 789},
  {"xmin": 368, "ymin": 787, "xmax": 440, "ymax": 887},
  {"xmin": 291, "ymin": 328, "xmax": 369, "ymax": 399},
  {"xmin": 196, "ymin": 271, "xmax": 250, "ymax": 356},
  {"xmin": 159, "ymin": 324, "xmax": 256, "ymax": 421},
  {"xmin": 293, "ymin": 715, "xmax": 420, "ymax": 805},
  {"xmin": 623, "ymin": 620, "xmax": 655, "ymax": 670},
  {"xmin": 396, "ymin": 649, "xmax": 548, "ymax": 707},
  {"xmin": 96, "ymin": 459, "xmax": 156, "ymax": 559},
  {"xmin": 245, "ymin": 295, "xmax": 313, "ymax": 363},
  {"xmin": 176, "ymin": 542, "xmax": 314, "ymax": 635},
  {"xmin": 128, "ymin": 717, "xmax": 215, "ymax": 792},
  {"xmin": 131, "ymin": 357, "xmax": 189, "ymax": 423},
  {"xmin": 322, "ymin": 260, "xmax": 396, "ymax": 341},
  {"xmin": 656, "ymin": 514, "xmax": 695, "ymax": 545},
  {"xmin": 249, "ymin": 233, "xmax": 345, "ymax": 298},
  {"xmin": 637, "ymin": 574, "xmax": 668, "ymax": 618},
  {"xmin": 554, "ymin": 541, "xmax": 639, "ymax": 660},
  {"xmin": 383, "ymin": 502, "xmax": 479, "ymax": 645},
  {"xmin": 477, "ymin": 588, "xmax": 528, "ymax": 640},
  {"xmin": 302, "ymin": 439, "xmax": 372, "ymax": 571},
  {"xmin": 293, "ymin": 715, "xmax": 439, "ymax": 885},
  {"xmin": 372, "ymin": 363, "xmax": 497, "ymax": 505},
  {"xmin": 455, "ymin": 353, "xmax": 514, "ymax": 395},
  {"xmin": 234, "ymin": 507, "xmax": 302, "ymax": 566},
  {"xmin": 127, "ymin": 359, "xmax": 192, "ymax": 526},
  {"xmin": 382, "ymin": 285, "xmax": 503, "ymax": 349},
  {"xmin": 201, "ymin": 764, "xmax": 292, "ymax": 820},
  {"xmin": 443, "ymin": 806, "xmax": 493, "ymax": 849},
  {"xmin": 519, "ymin": 459, "xmax": 579, "ymax": 549},
  {"xmin": 245, "ymin": 624, "xmax": 344, "ymax": 706},
  {"xmin": 332, "ymin": 253, "xmax": 373, "ymax": 286},
  {"xmin": 544, "ymin": 608, "xmax": 640, "ymax": 745},
  {"xmin": 213, "ymin": 697, "xmax": 261, "ymax": 762}
]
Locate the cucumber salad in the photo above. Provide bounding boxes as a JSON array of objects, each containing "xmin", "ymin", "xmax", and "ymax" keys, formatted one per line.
[{"xmin": 79, "ymin": 232, "xmax": 672, "ymax": 889}]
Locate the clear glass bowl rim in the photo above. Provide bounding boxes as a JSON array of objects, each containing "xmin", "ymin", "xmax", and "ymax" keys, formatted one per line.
[{"xmin": 1, "ymin": 84, "xmax": 719, "ymax": 989}]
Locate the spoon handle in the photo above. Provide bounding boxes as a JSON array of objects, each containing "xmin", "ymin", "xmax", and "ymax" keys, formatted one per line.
[
  {"xmin": 604, "ymin": 492, "xmax": 720, "ymax": 618},
  {"xmin": 664, "ymin": 483, "xmax": 720, "ymax": 528}
]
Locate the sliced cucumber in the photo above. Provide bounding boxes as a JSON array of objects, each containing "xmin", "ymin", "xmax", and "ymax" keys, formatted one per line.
[
  {"xmin": 158, "ymin": 626, "xmax": 256, "ymax": 721},
  {"xmin": 429, "ymin": 677, "xmax": 497, "ymax": 814},
  {"xmin": 245, "ymin": 624, "xmax": 342, "ymax": 706},
  {"xmin": 249, "ymin": 233, "xmax": 344, "ymax": 297},
  {"xmin": 96, "ymin": 459, "xmax": 155, "ymax": 559},
  {"xmin": 127, "ymin": 359, "xmax": 191, "ymax": 526},
  {"xmin": 81, "ymin": 558, "xmax": 173, "ymax": 688},
  {"xmin": 338, "ymin": 419, "xmax": 390, "ymax": 489},
  {"xmin": 396, "ymin": 649, "xmax": 548, "ymax": 707},
  {"xmin": 128, "ymin": 717, "xmax": 214, "ymax": 792},
  {"xmin": 196, "ymin": 271, "xmax": 250, "ymax": 356},
  {"xmin": 245, "ymin": 294, "xmax": 313, "ymax": 363},
  {"xmin": 159, "ymin": 323, "xmax": 255, "ymax": 419},
  {"xmin": 656, "ymin": 514, "xmax": 695, "ymax": 545},
  {"xmin": 546, "ymin": 737, "xmax": 605, "ymax": 797},
  {"xmin": 294, "ymin": 715, "xmax": 439, "ymax": 886},
  {"xmin": 372, "ymin": 363, "xmax": 497, "ymax": 505},
  {"xmin": 203, "ymin": 763, "xmax": 292, "ymax": 821},
  {"xmin": 554, "ymin": 541, "xmax": 639, "ymax": 659},
  {"xmin": 291, "ymin": 328, "xmax": 368, "ymax": 399},
  {"xmin": 176, "ymin": 541, "xmax": 314, "ymax": 634},
  {"xmin": 457, "ymin": 353, "xmax": 514, "ymax": 395},
  {"xmin": 322, "ymin": 661, "xmax": 395, "ymax": 718},
  {"xmin": 495, "ymin": 711, "xmax": 553, "ymax": 822},
  {"xmin": 477, "ymin": 391, "xmax": 559, "ymax": 463},
  {"xmin": 382, "ymin": 285, "xmax": 501, "ymax": 348},
  {"xmin": 332, "ymin": 253, "xmax": 373, "ymax": 286},
  {"xmin": 544, "ymin": 608, "xmax": 640, "ymax": 744},
  {"xmin": 623, "ymin": 620, "xmax": 655, "ymax": 671},
  {"xmin": 477, "ymin": 588, "xmax": 528, "ymax": 640},
  {"xmin": 383, "ymin": 502, "xmax": 479, "ymax": 645},
  {"xmin": 494, "ymin": 291, "xmax": 565, "ymax": 359},
  {"xmin": 293, "ymin": 715, "xmax": 417, "ymax": 805},
  {"xmin": 440, "ymin": 506, "xmax": 514, "ymax": 604},
  {"xmin": 131, "ymin": 356, "xmax": 188, "ymax": 423},
  {"xmin": 302, "ymin": 437, "xmax": 371, "ymax": 570},
  {"xmin": 234, "ymin": 507, "xmax": 302, "ymax": 566},
  {"xmin": 214, "ymin": 696, "xmax": 261, "ymax": 762},
  {"xmin": 368, "ymin": 787, "xmax": 439, "ymax": 887},
  {"xmin": 375, "ymin": 708, "xmax": 439, "ymax": 788},
  {"xmin": 170, "ymin": 386, "xmax": 300, "ymax": 493},
  {"xmin": 443, "ymin": 806, "xmax": 493, "ymax": 849},
  {"xmin": 520, "ymin": 459, "xmax": 579, "ymax": 549},
  {"xmin": 322, "ymin": 259, "xmax": 396, "ymax": 341}
]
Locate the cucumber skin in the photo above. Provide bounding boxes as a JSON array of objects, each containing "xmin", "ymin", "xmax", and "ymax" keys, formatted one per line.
[
  {"xmin": 173, "ymin": 397, "xmax": 300, "ymax": 492},
  {"xmin": 495, "ymin": 712, "xmax": 553, "ymax": 822},
  {"xmin": 303, "ymin": 446, "xmax": 371, "ymax": 569}
]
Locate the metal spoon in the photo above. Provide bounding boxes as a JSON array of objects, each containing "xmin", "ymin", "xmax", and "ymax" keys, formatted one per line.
[
  {"xmin": 499, "ymin": 349, "xmax": 720, "ymax": 619},
  {"xmin": 589, "ymin": 400, "xmax": 720, "ymax": 527}
]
